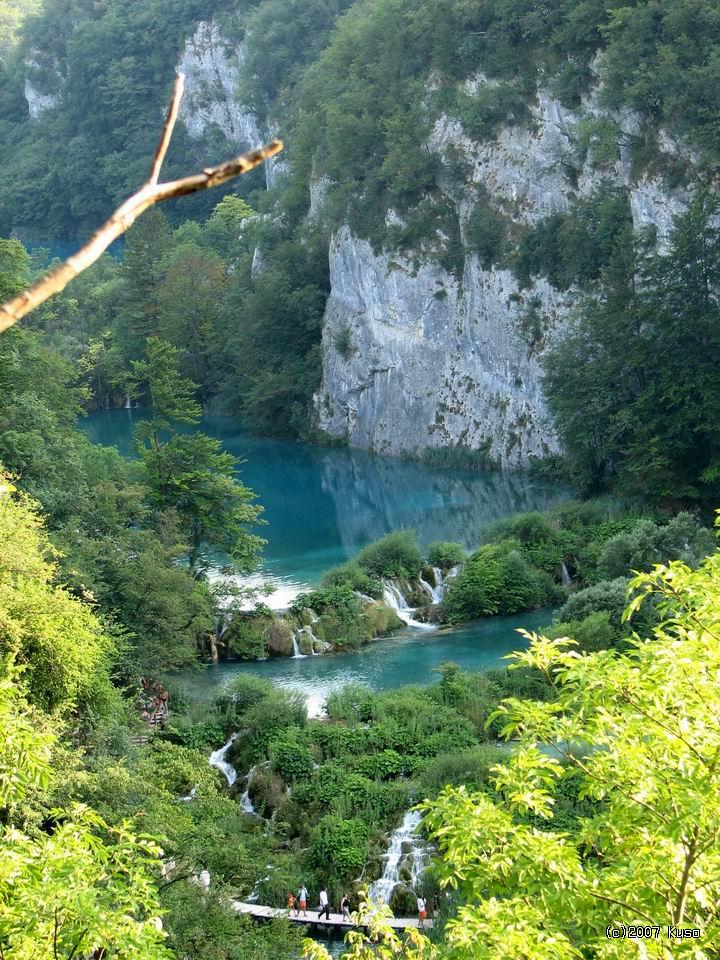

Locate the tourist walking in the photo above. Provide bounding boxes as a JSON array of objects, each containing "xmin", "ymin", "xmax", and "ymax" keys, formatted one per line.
[
  {"xmin": 340, "ymin": 893, "xmax": 351, "ymax": 921},
  {"xmin": 298, "ymin": 883, "xmax": 308, "ymax": 917},
  {"xmin": 417, "ymin": 896, "xmax": 427, "ymax": 927},
  {"xmin": 287, "ymin": 892, "xmax": 297, "ymax": 916},
  {"xmin": 318, "ymin": 887, "xmax": 331, "ymax": 920}
]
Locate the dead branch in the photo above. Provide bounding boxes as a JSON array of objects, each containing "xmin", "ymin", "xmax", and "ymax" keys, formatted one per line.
[{"xmin": 0, "ymin": 72, "xmax": 283, "ymax": 333}]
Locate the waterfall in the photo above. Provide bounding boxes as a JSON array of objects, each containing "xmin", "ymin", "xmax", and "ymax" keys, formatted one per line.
[
  {"xmin": 382, "ymin": 582, "xmax": 435, "ymax": 630},
  {"xmin": 294, "ymin": 625, "xmax": 320, "ymax": 656},
  {"xmin": 419, "ymin": 567, "xmax": 444, "ymax": 605},
  {"xmin": 561, "ymin": 561, "xmax": 572, "ymax": 587},
  {"xmin": 291, "ymin": 630, "xmax": 306, "ymax": 659},
  {"xmin": 368, "ymin": 810, "xmax": 429, "ymax": 905},
  {"xmin": 209, "ymin": 733, "xmax": 238, "ymax": 787},
  {"xmin": 124, "ymin": 394, "xmax": 132, "ymax": 409},
  {"xmin": 240, "ymin": 766, "xmax": 257, "ymax": 815},
  {"xmin": 180, "ymin": 786, "xmax": 197, "ymax": 802}
]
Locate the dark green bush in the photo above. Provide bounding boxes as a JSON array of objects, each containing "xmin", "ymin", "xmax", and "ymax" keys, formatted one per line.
[
  {"xmin": 441, "ymin": 541, "xmax": 560, "ymax": 623},
  {"xmin": 355, "ymin": 530, "xmax": 423, "ymax": 579},
  {"xmin": 426, "ymin": 541, "xmax": 466, "ymax": 569},
  {"xmin": 321, "ymin": 561, "xmax": 382, "ymax": 597}
]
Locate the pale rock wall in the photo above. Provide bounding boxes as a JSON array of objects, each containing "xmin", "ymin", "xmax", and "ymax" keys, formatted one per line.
[
  {"xmin": 176, "ymin": 20, "xmax": 286, "ymax": 189},
  {"xmin": 315, "ymin": 84, "xmax": 689, "ymax": 467}
]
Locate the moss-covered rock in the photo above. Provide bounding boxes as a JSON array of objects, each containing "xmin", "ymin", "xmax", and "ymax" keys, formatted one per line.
[
  {"xmin": 264, "ymin": 618, "xmax": 294, "ymax": 656},
  {"xmin": 362, "ymin": 600, "xmax": 403, "ymax": 637}
]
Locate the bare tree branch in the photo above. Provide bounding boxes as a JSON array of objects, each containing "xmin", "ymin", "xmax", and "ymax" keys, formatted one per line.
[
  {"xmin": 0, "ymin": 73, "xmax": 283, "ymax": 334},
  {"xmin": 149, "ymin": 73, "xmax": 184, "ymax": 185}
]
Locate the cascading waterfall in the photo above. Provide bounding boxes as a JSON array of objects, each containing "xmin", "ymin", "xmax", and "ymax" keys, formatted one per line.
[
  {"xmin": 209, "ymin": 733, "xmax": 239, "ymax": 787},
  {"xmin": 368, "ymin": 810, "xmax": 429, "ymax": 904},
  {"xmin": 561, "ymin": 561, "xmax": 572, "ymax": 587},
  {"xmin": 419, "ymin": 567, "xmax": 444, "ymax": 605},
  {"xmin": 382, "ymin": 582, "xmax": 435, "ymax": 630},
  {"xmin": 240, "ymin": 766, "xmax": 257, "ymax": 815},
  {"xmin": 291, "ymin": 630, "xmax": 306, "ymax": 659}
]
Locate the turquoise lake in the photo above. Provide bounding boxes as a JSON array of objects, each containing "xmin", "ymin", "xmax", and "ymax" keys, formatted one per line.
[{"xmin": 84, "ymin": 411, "xmax": 569, "ymax": 698}]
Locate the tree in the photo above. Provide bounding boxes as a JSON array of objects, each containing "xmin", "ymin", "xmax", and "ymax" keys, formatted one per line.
[
  {"xmin": 0, "ymin": 484, "xmax": 169, "ymax": 959},
  {"xmin": 544, "ymin": 189, "xmax": 720, "ymax": 504},
  {"xmin": 132, "ymin": 336, "xmax": 264, "ymax": 574}
]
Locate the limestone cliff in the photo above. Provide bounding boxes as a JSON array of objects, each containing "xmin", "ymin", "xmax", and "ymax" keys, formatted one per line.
[{"xmin": 314, "ymin": 85, "xmax": 688, "ymax": 467}]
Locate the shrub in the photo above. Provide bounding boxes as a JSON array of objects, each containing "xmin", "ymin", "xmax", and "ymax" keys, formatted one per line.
[
  {"xmin": 597, "ymin": 513, "xmax": 715, "ymax": 580},
  {"xmin": 441, "ymin": 541, "xmax": 558, "ymax": 623},
  {"xmin": 216, "ymin": 674, "xmax": 274, "ymax": 717},
  {"xmin": 321, "ymin": 561, "xmax": 382, "ymax": 597},
  {"xmin": 464, "ymin": 189, "xmax": 509, "ymax": 268},
  {"xmin": 270, "ymin": 736, "xmax": 315, "ymax": 784},
  {"xmin": 355, "ymin": 530, "xmax": 423, "ymax": 579},
  {"xmin": 224, "ymin": 616, "xmax": 268, "ymax": 659},
  {"xmin": 292, "ymin": 585, "xmax": 361, "ymax": 619},
  {"xmin": 556, "ymin": 578, "xmax": 630, "ymax": 629},
  {"xmin": 309, "ymin": 815, "xmax": 369, "ymax": 880},
  {"xmin": 543, "ymin": 611, "xmax": 620, "ymax": 652},
  {"xmin": 362, "ymin": 601, "xmax": 403, "ymax": 636},
  {"xmin": 326, "ymin": 684, "xmax": 376, "ymax": 723},
  {"xmin": 418, "ymin": 745, "xmax": 506, "ymax": 796},
  {"xmin": 426, "ymin": 541, "xmax": 466, "ymax": 569}
]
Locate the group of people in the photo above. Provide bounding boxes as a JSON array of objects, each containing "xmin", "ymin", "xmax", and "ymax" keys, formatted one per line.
[
  {"xmin": 286, "ymin": 886, "xmax": 438, "ymax": 926},
  {"xmin": 287, "ymin": 885, "xmax": 351, "ymax": 921}
]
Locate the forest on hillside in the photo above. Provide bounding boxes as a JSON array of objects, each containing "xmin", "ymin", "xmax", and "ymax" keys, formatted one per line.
[{"xmin": 1, "ymin": 0, "xmax": 720, "ymax": 957}]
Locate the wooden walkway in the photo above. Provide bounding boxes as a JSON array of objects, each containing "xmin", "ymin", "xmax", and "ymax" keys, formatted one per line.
[{"xmin": 232, "ymin": 901, "xmax": 433, "ymax": 931}]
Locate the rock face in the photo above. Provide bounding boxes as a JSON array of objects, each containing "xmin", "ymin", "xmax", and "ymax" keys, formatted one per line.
[
  {"xmin": 316, "ymin": 228, "xmax": 570, "ymax": 467},
  {"xmin": 23, "ymin": 55, "xmax": 62, "ymax": 118},
  {"xmin": 177, "ymin": 20, "xmax": 287, "ymax": 189},
  {"xmin": 314, "ymin": 84, "xmax": 689, "ymax": 467}
]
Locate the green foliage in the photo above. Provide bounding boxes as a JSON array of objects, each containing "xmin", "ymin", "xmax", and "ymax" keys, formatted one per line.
[
  {"xmin": 133, "ymin": 336, "xmax": 264, "ymax": 573},
  {"xmin": 596, "ymin": 512, "xmax": 715, "ymax": 580},
  {"xmin": 270, "ymin": 734, "xmax": 315, "ymax": 784},
  {"xmin": 224, "ymin": 615, "xmax": 269, "ymax": 660},
  {"xmin": 542, "ymin": 609, "xmax": 619, "ymax": 652},
  {"xmin": 414, "ymin": 549, "xmax": 720, "ymax": 956},
  {"xmin": 544, "ymin": 189, "xmax": 720, "ymax": 503},
  {"xmin": 515, "ymin": 185, "xmax": 632, "ymax": 289},
  {"xmin": 463, "ymin": 190, "xmax": 510, "ymax": 269},
  {"xmin": 355, "ymin": 530, "xmax": 423, "ymax": 579},
  {"xmin": 309, "ymin": 815, "xmax": 369, "ymax": 880},
  {"xmin": 0, "ymin": 486, "xmax": 116, "ymax": 716},
  {"xmin": 442, "ymin": 541, "xmax": 560, "ymax": 624},
  {"xmin": 556, "ymin": 577, "xmax": 630, "ymax": 629},
  {"xmin": 321, "ymin": 561, "xmax": 381, "ymax": 597},
  {"xmin": 426, "ymin": 541, "xmax": 466, "ymax": 569}
]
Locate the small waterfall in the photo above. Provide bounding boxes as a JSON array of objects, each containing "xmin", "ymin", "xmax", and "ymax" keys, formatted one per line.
[
  {"xmin": 291, "ymin": 630, "xmax": 306, "ymax": 659},
  {"xmin": 419, "ymin": 567, "xmax": 444, "ymax": 605},
  {"xmin": 180, "ymin": 786, "xmax": 197, "ymax": 802},
  {"xmin": 561, "ymin": 561, "xmax": 572, "ymax": 587},
  {"xmin": 383, "ymin": 582, "xmax": 435, "ymax": 630},
  {"xmin": 209, "ymin": 733, "xmax": 238, "ymax": 787},
  {"xmin": 240, "ymin": 766, "xmax": 257, "ymax": 815},
  {"xmin": 124, "ymin": 394, "xmax": 132, "ymax": 410},
  {"xmin": 294, "ymin": 625, "xmax": 320, "ymax": 656},
  {"xmin": 368, "ymin": 810, "xmax": 428, "ymax": 905}
]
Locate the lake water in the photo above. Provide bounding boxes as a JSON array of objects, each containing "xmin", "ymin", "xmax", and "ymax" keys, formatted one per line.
[
  {"xmin": 175, "ymin": 608, "xmax": 552, "ymax": 713},
  {"xmin": 84, "ymin": 411, "xmax": 568, "ymax": 700}
]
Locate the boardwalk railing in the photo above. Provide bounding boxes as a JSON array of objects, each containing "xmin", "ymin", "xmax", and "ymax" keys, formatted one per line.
[{"xmin": 232, "ymin": 901, "xmax": 433, "ymax": 931}]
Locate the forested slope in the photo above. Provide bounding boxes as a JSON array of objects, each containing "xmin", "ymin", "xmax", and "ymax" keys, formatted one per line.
[{"xmin": 2, "ymin": 0, "xmax": 720, "ymax": 495}]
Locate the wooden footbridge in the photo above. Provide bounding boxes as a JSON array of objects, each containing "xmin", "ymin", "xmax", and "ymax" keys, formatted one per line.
[{"xmin": 232, "ymin": 901, "xmax": 433, "ymax": 932}]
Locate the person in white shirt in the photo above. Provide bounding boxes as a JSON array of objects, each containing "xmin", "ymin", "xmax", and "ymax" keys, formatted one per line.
[
  {"xmin": 318, "ymin": 887, "xmax": 330, "ymax": 920},
  {"xmin": 417, "ymin": 896, "xmax": 427, "ymax": 926}
]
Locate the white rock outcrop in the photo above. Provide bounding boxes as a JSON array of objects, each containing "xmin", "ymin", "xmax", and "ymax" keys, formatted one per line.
[
  {"xmin": 177, "ymin": 20, "xmax": 285, "ymax": 190},
  {"xmin": 315, "ymin": 84, "xmax": 689, "ymax": 467}
]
